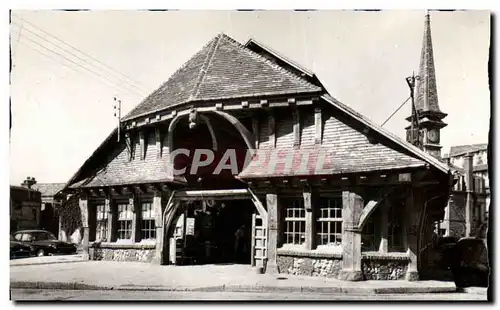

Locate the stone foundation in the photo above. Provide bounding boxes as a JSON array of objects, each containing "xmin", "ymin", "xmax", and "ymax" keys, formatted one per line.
[
  {"xmin": 361, "ymin": 254, "xmax": 409, "ymax": 280},
  {"xmin": 89, "ymin": 243, "xmax": 156, "ymax": 263},
  {"xmin": 276, "ymin": 250, "xmax": 342, "ymax": 278}
]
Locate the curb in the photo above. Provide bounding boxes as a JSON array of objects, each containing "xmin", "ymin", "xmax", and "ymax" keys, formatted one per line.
[
  {"xmin": 10, "ymin": 260, "xmax": 86, "ymax": 267},
  {"xmin": 10, "ymin": 281, "xmax": 457, "ymax": 295},
  {"xmin": 456, "ymin": 287, "xmax": 488, "ymax": 294}
]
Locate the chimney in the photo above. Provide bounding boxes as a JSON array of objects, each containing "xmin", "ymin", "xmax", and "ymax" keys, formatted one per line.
[{"xmin": 21, "ymin": 176, "xmax": 37, "ymax": 189}]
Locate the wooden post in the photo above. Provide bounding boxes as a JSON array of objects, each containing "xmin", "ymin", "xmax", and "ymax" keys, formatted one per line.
[
  {"xmin": 139, "ymin": 131, "xmax": 145, "ymax": 160},
  {"xmin": 266, "ymin": 192, "xmax": 279, "ymax": 274},
  {"xmin": 130, "ymin": 195, "xmax": 140, "ymax": 243},
  {"xmin": 268, "ymin": 111, "xmax": 276, "ymax": 148},
  {"xmin": 339, "ymin": 190, "xmax": 364, "ymax": 281},
  {"xmin": 252, "ymin": 118, "xmax": 260, "ymax": 149},
  {"xmin": 155, "ymin": 127, "xmax": 162, "ymax": 159},
  {"xmin": 379, "ymin": 200, "xmax": 389, "ymax": 253},
  {"xmin": 303, "ymin": 190, "xmax": 315, "ymax": 250},
  {"xmin": 292, "ymin": 107, "xmax": 301, "ymax": 148},
  {"xmin": 152, "ymin": 190, "xmax": 163, "ymax": 265},
  {"xmin": 79, "ymin": 194, "xmax": 90, "ymax": 260},
  {"xmin": 106, "ymin": 196, "xmax": 115, "ymax": 242},
  {"xmin": 405, "ymin": 187, "xmax": 419, "ymax": 281},
  {"xmin": 314, "ymin": 106, "xmax": 322, "ymax": 145}
]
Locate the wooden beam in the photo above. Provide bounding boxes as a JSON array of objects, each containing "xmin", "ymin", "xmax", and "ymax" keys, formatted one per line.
[
  {"xmin": 155, "ymin": 127, "xmax": 162, "ymax": 159},
  {"xmin": 292, "ymin": 107, "xmax": 300, "ymax": 148},
  {"xmin": 314, "ymin": 106, "xmax": 322, "ymax": 144},
  {"xmin": 111, "ymin": 186, "xmax": 122, "ymax": 196},
  {"xmin": 139, "ymin": 130, "xmax": 146, "ymax": 160},
  {"xmin": 268, "ymin": 111, "xmax": 276, "ymax": 148},
  {"xmin": 252, "ymin": 118, "xmax": 260, "ymax": 149},
  {"xmin": 125, "ymin": 132, "xmax": 133, "ymax": 161}
]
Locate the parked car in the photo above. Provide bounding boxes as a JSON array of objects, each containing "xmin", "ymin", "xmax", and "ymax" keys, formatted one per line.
[
  {"xmin": 12, "ymin": 230, "xmax": 77, "ymax": 257},
  {"xmin": 10, "ymin": 235, "xmax": 34, "ymax": 259},
  {"xmin": 450, "ymin": 237, "xmax": 489, "ymax": 288}
]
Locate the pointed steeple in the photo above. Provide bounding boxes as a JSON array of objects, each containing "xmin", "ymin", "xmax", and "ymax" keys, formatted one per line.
[{"xmin": 415, "ymin": 12, "xmax": 442, "ymax": 113}]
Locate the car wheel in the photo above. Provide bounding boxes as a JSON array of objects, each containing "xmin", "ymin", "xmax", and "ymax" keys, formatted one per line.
[{"xmin": 37, "ymin": 249, "xmax": 46, "ymax": 257}]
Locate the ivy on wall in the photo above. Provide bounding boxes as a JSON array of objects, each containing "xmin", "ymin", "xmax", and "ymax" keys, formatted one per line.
[{"xmin": 59, "ymin": 194, "xmax": 83, "ymax": 242}]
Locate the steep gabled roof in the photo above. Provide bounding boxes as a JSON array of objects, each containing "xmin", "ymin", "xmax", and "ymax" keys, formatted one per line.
[
  {"xmin": 449, "ymin": 143, "xmax": 488, "ymax": 157},
  {"xmin": 123, "ymin": 33, "xmax": 322, "ymax": 121},
  {"xmin": 32, "ymin": 183, "xmax": 66, "ymax": 197}
]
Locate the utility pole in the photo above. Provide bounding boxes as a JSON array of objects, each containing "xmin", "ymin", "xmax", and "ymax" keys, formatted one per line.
[
  {"xmin": 406, "ymin": 72, "xmax": 420, "ymax": 147},
  {"xmin": 113, "ymin": 97, "xmax": 121, "ymax": 142}
]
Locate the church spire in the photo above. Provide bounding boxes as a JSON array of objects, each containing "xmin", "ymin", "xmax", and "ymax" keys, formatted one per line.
[
  {"xmin": 415, "ymin": 11, "xmax": 442, "ymax": 113},
  {"xmin": 405, "ymin": 11, "xmax": 447, "ymax": 159}
]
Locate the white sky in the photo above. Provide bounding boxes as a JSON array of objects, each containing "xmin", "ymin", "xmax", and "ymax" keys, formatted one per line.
[{"xmin": 9, "ymin": 10, "xmax": 490, "ymax": 185}]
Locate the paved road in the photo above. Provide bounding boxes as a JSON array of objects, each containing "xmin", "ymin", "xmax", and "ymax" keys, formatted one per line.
[{"xmin": 10, "ymin": 289, "xmax": 488, "ymax": 301}]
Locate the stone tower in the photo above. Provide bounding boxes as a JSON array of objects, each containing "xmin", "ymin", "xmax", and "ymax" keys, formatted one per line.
[{"xmin": 406, "ymin": 12, "xmax": 447, "ymax": 158}]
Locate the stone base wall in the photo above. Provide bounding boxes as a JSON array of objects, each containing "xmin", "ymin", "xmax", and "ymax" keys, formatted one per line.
[
  {"xmin": 361, "ymin": 258, "xmax": 408, "ymax": 280},
  {"xmin": 277, "ymin": 253, "xmax": 342, "ymax": 278},
  {"xmin": 89, "ymin": 244, "xmax": 155, "ymax": 262}
]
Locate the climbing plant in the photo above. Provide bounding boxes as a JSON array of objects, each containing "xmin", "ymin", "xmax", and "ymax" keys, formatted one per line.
[{"xmin": 59, "ymin": 194, "xmax": 83, "ymax": 242}]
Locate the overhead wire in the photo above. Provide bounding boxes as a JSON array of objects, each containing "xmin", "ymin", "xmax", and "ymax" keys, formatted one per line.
[
  {"xmin": 11, "ymin": 13, "xmax": 150, "ymax": 94},
  {"xmin": 15, "ymin": 30, "xmax": 145, "ymax": 98},
  {"xmin": 381, "ymin": 96, "xmax": 411, "ymax": 127}
]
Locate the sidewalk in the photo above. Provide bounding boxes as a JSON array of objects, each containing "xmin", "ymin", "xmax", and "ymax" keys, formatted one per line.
[
  {"xmin": 10, "ymin": 254, "xmax": 85, "ymax": 267},
  {"xmin": 10, "ymin": 260, "xmax": 457, "ymax": 294}
]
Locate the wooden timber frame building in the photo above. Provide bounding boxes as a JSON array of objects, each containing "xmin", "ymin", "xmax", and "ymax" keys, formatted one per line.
[{"xmin": 65, "ymin": 15, "xmax": 453, "ymax": 281}]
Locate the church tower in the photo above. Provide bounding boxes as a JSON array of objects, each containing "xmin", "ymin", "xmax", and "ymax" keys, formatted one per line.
[{"xmin": 406, "ymin": 12, "xmax": 447, "ymax": 158}]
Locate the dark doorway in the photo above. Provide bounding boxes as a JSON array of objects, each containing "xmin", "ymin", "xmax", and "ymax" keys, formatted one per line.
[{"xmin": 182, "ymin": 199, "xmax": 254, "ymax": 265}]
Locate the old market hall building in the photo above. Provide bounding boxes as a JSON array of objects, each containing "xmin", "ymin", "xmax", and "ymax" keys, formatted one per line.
[{"xmin": 65, "ymin": 14, "xmax": 455, "ymax": 281}]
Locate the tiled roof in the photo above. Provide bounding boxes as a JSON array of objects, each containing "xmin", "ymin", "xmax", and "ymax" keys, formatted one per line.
[
  {"xmin": 122, "ymin": 33, "xmax": 321, "ymax": 121},
  {"xmin": 449, "ymin": 143, "xmax": 488, "ymax": 157},
  {"xmin": 32, "ymin": 183, "xmax": 66, "ymax": 197},
  {"xmin": 69, "ymin": 134, "xmax": 186, "ymax": 188}
]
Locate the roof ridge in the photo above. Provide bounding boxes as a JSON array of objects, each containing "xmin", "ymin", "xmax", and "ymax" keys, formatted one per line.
[
  {"xmin": 122, "ymin": 37, "xmax": 219, "ymax": 121},
  {"xmin": 190, "ymin": 33, "xmax": 224, "ymax": 101},
  {"xmin": 220, "ymin": 34, "xmax": 321, "ymax": 92}
]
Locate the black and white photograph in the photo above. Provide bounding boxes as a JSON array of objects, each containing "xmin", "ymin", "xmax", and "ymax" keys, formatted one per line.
[{"xmin": 8, "ymin": 6, "xmax": 491, "ymax": 302}]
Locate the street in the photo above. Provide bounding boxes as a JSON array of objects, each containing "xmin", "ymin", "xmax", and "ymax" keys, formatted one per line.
[{"xmin": 10, "ymin": 289, "xmax": 488, "ymax": 301}]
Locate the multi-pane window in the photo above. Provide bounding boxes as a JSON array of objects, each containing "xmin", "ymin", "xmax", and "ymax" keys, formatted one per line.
[
  {"xmin": 388, "ymin": 205, "xmax": 404, "ymax": 252},
  {"xmin": 117, "ymin": 203, "xmax": 133, "ymax": 240},
  {"xmin": 141, "ymin": 202, "xmax": 156, "ymax": 240},
  {"xmin": 96, "ymin": 204, "xmax": 109, "ymax": 241},
  {"xmin": 316, "ymin": 198, "xmax": 342, "ymax": 246},
  {"xmin": 283, "ymin": 199, "xmax": 306, "ymax": 245}
]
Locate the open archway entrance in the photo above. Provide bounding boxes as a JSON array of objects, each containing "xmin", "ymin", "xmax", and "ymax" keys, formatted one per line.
[{"xmin": 162, "ymin": 111, "xmax": 267, "ymax": 267}]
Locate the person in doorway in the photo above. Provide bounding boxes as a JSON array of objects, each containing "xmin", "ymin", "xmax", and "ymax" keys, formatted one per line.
[{"xmin": 234, "ymin": 223, "xmax": 247, "ymax": 263}]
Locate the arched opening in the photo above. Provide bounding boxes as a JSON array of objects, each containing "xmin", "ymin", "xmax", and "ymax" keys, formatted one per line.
[{"xmin": 164, "ymin": 112, "xmax": 262, "ymax": 266}]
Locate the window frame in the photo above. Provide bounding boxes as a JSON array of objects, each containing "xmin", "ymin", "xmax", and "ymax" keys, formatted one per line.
[
  {"xmin": 95, "ymin": 204, "xmax": 109, "ymax": 242},
  {"xmin": 316, "ymin": 197, "xmax": 343, "ymax": 247},
  {"xmin": 140, "ymin": 201, "xmax": 156, "ymax": 241},
  {"xmin": 116, "ymin": 203, "xmax": 133, "ymax": 241},
  {"xmin": 282, "ymin": 199, "xmax": 306, "ymax": 246}
]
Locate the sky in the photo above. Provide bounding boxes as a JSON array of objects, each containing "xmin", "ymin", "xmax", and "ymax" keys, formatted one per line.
[{"xmin": 9, "ymin": 10, "xmax": 490, "ymax": 185}]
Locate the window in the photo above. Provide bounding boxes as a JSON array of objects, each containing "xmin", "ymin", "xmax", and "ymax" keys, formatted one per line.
[
  {"xmin": 316, "ymin": 198, "xmax": 342, "ymax": 246},
  {"xmin": 141, "ymin": 202, "xmax": 156, "ymax": 240},
  {"xmin": 96, "ymin": 204, "xmax": 109, "ymax": 241},
  {"xmin": 283, "ymin": 199, "xmax": 306, "ymax": 245},
  {"xmin": 117, "ymin": 203, "xmax": 133, "ymax": 240}
]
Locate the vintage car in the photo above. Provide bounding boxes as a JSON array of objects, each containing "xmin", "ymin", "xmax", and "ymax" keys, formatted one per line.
[
  {"xmin": 10, "ymin": 235, "xmax": 34, "ymax": 259},
  {"xmin": 12, "ymin": 230, "xmax": 77, "ymax": 257},
  {"xmin": 451, "ymin": 237, "xmax": 489, "ymax": 288}
]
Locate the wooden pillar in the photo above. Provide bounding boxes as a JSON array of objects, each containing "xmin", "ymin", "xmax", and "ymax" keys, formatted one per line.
[
  {"xmin": 130, "ymin": 195, "xmax": 140, "ymax": 243},
  {"xmin": 292, "ymin": 107, "xmax": 301, "ymax": 148},
  {"xmin": 152, "ymin": 190, "xmax": 164, "ymax": 265},
  {"xmin": 405, "ymin": 187, "xmax": 420, "ymax": 281},
  {"xmin": 464, "ymin": 153, "xmax": 474, "ymax": 237},
  {"xmin": 252, "ymin": 118, "xmax": 260, "ymax": 149},
  {"xmin": 314, "ymin": 106, "xmax": 322, "ymax": 145},
  {"xmin": 79, "ymin": 194, "xmax": 90, "ymax": 260},
  {"xmin": 155, "ymin": 127, "xmax": 162, "ymax": 159},
  {"xmin": 106, "ymin": 196, "xmax": 116, "ymax": 242},
  {"xmin": 303, "ymin": 190, "xmax": 316, "ymax": 250},
  {"xmin": 268, "ymin": 111, "xmax": 276, "ymax": 148},
  {"xmin": 339, "ymin": 190, "xmax": 364, "ymax": 281},
  {"xmin": 379, "ymin": 200, "xmax": 389, "ymax": 253},
  {"xmin": 266, "ymin": 192, "xmax": 279, "ymax": 274}
]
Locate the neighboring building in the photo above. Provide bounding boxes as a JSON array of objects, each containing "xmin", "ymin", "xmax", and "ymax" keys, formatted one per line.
[
  {"xmin": 32, "ymin": 183, "xmax": 66, "ymax": 237},
  {"xmin": 64, "ymin": 14, "xmax": 452, "ymax": 281},
  {"xmin": 438, "ymin": 144, "xmax": 489, "ymax": 239},
  {"xmin": 10, "ymin": 177, "xmax": 42, "ymax": 233}
]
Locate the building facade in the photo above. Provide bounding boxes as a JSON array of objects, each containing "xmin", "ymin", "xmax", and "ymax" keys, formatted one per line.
[
  {"xmin": 64, "ymin": 16, "xmax": 453, "ymax": 281},
  {"xmin": 10, "ymin": 177, "xmax": 42, "ymax": 233},
  {"xmin": 439, "ymin": 144, "xmax": 489, "ymax": 238},
  {"xmin": 33, "ymin": 183, "xmax": 66, "ymax": 238}
]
